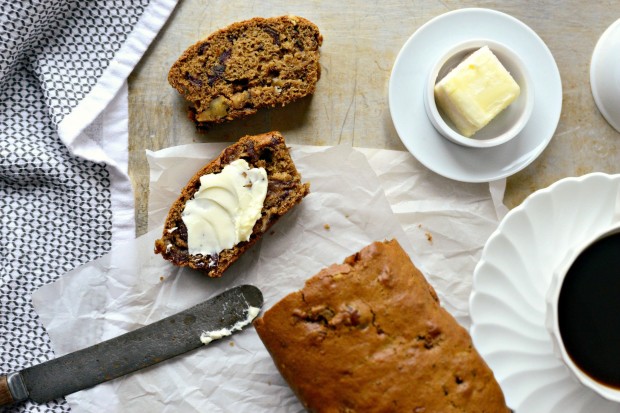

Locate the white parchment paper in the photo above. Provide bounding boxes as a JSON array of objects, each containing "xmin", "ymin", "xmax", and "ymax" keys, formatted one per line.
[{"xmin": 32, "ymin": 144, "xmax": 506, "ymax": 412}]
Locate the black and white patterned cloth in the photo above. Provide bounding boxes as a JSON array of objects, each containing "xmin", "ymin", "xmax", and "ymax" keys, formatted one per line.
[{"xmin": 0, "ymin": 1, "xmax": 177, "ymax": 412}]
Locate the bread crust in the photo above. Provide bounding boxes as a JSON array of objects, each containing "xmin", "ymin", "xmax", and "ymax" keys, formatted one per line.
[
  {"xmin": 154, "ymin": 131, "xmax": 309, "ymax": 277},
  {"xmin": 168, "ymin": 16, "xmax": 323, "ymax": 128},
  {"xmin": 254, "ymin": 240, "xmax": 510, "ymax": 412}
]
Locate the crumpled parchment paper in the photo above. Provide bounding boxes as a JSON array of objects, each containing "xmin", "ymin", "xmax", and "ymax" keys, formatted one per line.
[{"xmin": 32, "ymin": 144, "xmax": 506, "ymax": 412}]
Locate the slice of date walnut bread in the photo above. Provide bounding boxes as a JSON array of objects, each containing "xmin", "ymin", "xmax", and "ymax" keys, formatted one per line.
[
  {"xmin": 168, "ymin": 15, "xmax": 323, "ymax": 128},
  {"xmin": 154, "ymin": 131, "xmax": 310, "ymax": 277}
]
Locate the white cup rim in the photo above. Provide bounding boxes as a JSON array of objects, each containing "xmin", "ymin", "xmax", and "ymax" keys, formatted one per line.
[{"xmin": 546, "ymin": 222, "xmax": 620, "ymax": 402}]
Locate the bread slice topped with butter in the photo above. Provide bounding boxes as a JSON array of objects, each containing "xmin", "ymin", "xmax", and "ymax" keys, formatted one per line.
[{"xmin": 154, "ymin": 131, "xmax": 309, "ymax": 277}]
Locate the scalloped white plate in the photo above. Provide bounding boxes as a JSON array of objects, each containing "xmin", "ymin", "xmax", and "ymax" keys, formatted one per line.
[{"xmin": 470, "ymin": 173, "xmax": 620, "ymax": 412}]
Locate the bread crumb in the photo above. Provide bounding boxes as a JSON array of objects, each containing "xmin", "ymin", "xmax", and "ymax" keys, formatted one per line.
[
  {"xmin": 159, "ymin": 276, "xmax": 165, "ymax": 282},
  {"xmin": 417, "ymin": 224, "xmax": 433, "ymax": 244},
  {"xmin": 425, "ymin": 232, "xmax": 433, "ymax": 244},
  {"xmin": 229, "ymin": 341, "xmax": 235, "ymax": 347},
  {"xmin": 324, "ymin": 224, "xmax": 330, "ymax": 230}
]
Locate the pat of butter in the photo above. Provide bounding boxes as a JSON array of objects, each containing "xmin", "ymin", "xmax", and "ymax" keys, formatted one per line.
[
  {"xmin": 434, "ymin": 46, "xmax": 520, "ymax": 137},
  {"xmin": 182, "ymin": 159, "xmax": 268, "ymax": 256}
]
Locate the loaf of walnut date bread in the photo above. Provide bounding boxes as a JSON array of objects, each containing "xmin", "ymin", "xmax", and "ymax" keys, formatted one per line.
[
  {"xmin": 254, "ymin": 239, "xmax": 510, "ymax": 412},
  {"xmin": 168, "ymin": 15, "xmax": 322, "ymax": 128},
  {"xmin": 154, "ymin": 131, "xmax": 309, "ymax": 277}
]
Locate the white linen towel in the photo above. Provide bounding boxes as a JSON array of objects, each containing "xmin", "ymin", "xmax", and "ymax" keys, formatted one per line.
[{"xmin": 0, "ymin": 1, "xmax": 177, "ymax": 412}]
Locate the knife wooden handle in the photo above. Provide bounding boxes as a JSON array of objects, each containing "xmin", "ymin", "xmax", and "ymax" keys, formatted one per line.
[{"xmin": 0, "ymin": 375, "xmax": 15, "ymax": 406}]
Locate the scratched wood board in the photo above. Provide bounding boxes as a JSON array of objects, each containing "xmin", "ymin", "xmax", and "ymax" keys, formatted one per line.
[{"xmin": 128, "ymin": 0, "xmax": 620, "ymax": 235}]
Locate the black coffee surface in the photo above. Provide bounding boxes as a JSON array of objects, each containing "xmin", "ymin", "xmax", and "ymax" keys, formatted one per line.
[{"xmin": 558, "ymin": 232, "xmax": 620, "ymax": 388}]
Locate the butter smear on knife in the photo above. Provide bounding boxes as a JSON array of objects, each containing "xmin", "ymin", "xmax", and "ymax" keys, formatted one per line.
[{"xmin": 200, "ymin": 306, "xmax": 261, "ymax": 344}]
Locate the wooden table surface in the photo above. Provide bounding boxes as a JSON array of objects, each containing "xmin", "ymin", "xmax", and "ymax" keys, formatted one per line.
[{"xmin": 128, "ymin": 0, "xmax": 620, "ymax": 236}]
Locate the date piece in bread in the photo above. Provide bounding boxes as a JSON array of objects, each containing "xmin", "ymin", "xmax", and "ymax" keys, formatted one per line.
[
  {"xmin": 254, "ymin": 240, "xmax": 510, "ymax": 413},
  {"xmin": 154, "ymin": 131, "xmax": 309, "ymax": 277},
  {"xmin": 168, "ymin": 16, "xmax": 322, "ymax": 128}
]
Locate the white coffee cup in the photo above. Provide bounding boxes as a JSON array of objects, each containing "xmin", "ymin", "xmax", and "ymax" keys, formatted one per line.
[{"xmin": 545, "ymin": 222, "xmax": 620, "ymax": 402}]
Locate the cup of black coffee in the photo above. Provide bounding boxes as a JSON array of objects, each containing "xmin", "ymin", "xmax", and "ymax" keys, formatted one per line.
[{"xmin": 546, "ymin": 222, "xmax": 620, "ymax": 402}]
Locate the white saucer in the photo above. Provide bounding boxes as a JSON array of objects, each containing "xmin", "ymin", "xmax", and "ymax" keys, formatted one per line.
[
  {"xmin": 590, "ymin": 19, "xmax": 620, "ymax": 133},
  {"xmin": 388, "ymin": 8, "xmax": 562, "ymax": 183},
  {"xmin": 470, "ymin": 173, "xmax": 620, "ymax": 412}
]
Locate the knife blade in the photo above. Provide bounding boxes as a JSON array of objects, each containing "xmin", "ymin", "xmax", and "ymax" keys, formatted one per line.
[{"xmin": 0, "ymin": 284, "xmax": 263, "ymax": 407}]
